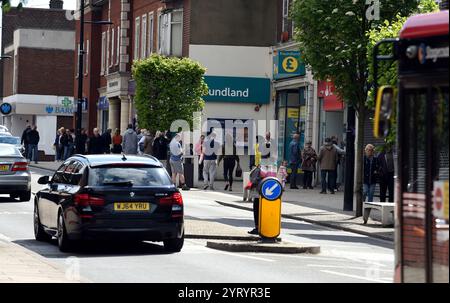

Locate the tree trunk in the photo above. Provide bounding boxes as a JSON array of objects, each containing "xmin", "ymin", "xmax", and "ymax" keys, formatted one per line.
[{"xmin": 355, "ymin": 107, "xmax": 365, "ymax": 217}]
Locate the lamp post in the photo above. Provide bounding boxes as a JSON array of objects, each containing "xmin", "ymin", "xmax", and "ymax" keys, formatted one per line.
[{"xmin": 75, "ymin": 0, "xmax": 112, "ymax": 153}]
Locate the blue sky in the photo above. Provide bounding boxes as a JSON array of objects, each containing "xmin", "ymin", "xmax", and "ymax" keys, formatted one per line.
[{"xmin": 11, "ymin": 0, "xmax": 76, "ymax": 10}]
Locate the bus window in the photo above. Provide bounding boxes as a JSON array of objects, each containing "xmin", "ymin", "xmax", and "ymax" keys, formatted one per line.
[
  {"xmin": 431, "ymin": 86, "xmax": 449, "ymax": 283},
  {"xmin": 403, "ymin": 88, "xmax": 427, "ymax": 283}
]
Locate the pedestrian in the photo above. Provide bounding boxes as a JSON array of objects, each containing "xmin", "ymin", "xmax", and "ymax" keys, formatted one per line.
[
  {"xmin": 87, "ymin": 128, "xmax": 104, "ymax": 154},
  {"xmin": 53, "ymin": 128, "xmax": 62, "ymax": 162},
  {"xmin": 218, "ymin": 134, "xmax": 240, "ymax": 192},
  {"xmin": 318, "ymin": 137, "xmax": 338, "ymax": 194},
  {"xmin": 122, "ymin": 124, "xmax": 138, "ymax": 155},
  {"xmin": 378, "ymin": 145, "xmax": 395, "ymax": 202},
  {"xmin": 259, "ymin": 132, "xmax": 274, "ymax": 165},
  {"xmin": 66, "ymin": 129, "xmax": 75, "ymax": 159},
  {"xmin": 202, "ymin": 131, "xmax": 220, "ymax": 190},
  {"xmin": 138, "ymin": 129, "xmax": 147, "ymax": 155},
  {"xmin": 331, "ymin": 135, "xmax": 346, "ymax": 191},
  {"xmin": 78, "ymin": 128, "xmax": 88, "ymax": 155},
  {"xmin": 169, "ymin": 133, "xmax": 189, "ymax": 190},
  {"xmin": 250, "ymin": 136, "xmax": 262, "ymax": 169},
  {"xmin": 101, "ymin": 128, "xmax": 112, "ymax": 154},
  {"xmin": 301, "ymin": 140, "xmax": 318, "ymax": 189},
  {"xmin": 363, "ymin": 144, "xmax": 379, "ymax": 202},
  {"xmin": 143, "ymin": 130, "xmax": 154, "ymax": 156},
  {"xmin": 247, "ymin": 165, "xmax": 264, "ymax": 235},
  {"xmin": 111, "ymin": 128, "xmax": 123, "ymax": 154},
  {"xmin": 194, "ymin": 135, "xmax": 205, "ymax": 181},
  {"xmin": 153, "ymin": 131, "xmax": 169, "ymax": 161},
  {"xmin": 289, "ymin": 133, "xmax": 301, "ymax": 189},
  {"xmin": 60, "ymin": 129, "xmax": 69, "ymax": 160},
  {"xmin": 21, "ymin": 125, "xmax": 31, "ymax": 160},
  {"xmin": 27, "ymin": 125, "xmax": 40, "ymax": 164},
  {"xmin": 277, "ymin": 160, "xmax": 289, "ymax": 189}
]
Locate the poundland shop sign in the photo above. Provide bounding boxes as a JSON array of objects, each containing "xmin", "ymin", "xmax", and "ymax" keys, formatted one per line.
[{"xmin": 204, "ymin": 76, "xmax": 270, "ymax": 104}]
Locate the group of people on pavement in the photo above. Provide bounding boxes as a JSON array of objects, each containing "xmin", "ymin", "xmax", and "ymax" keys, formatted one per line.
[
  {"xmin": 48, "ymin": 124, "xmax": 171, "ymax": 162},
  {"xmin": 21, "ymin": 124, "xmax": 40, "ymax": 164}
]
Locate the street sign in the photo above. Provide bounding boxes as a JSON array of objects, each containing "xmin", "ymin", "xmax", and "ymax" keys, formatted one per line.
[
  {"xmin": 260, "ymin": 178, "xmax": 282, "ymax": 201},
  {"xmin": 0, "ymin": 103, "xmax": 12, "ymax": 115},
  {"xmin": 434, "ymin": 181, "xmax": 449, "ymax": 220}
]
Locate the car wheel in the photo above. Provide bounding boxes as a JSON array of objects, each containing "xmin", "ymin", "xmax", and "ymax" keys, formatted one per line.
[
  {"xmin": 34, "ymin": 202, "xmax": 51, "ymax": 242},
  {"xmin": 57, "ymin": 211, "xmax": 76, "ymax": 252},
  {"xmin": 163, "ymin": 232, "xmax": 184, "ymax": 253},
  {"xmin": 19, "ymin": 191, "xmax": 31, "ymax": 202}
]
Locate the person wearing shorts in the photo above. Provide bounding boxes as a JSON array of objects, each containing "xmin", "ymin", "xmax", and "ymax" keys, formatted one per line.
[{"xmin": 169, "ymin": 134, "xmax": 189, "ymax": 191}]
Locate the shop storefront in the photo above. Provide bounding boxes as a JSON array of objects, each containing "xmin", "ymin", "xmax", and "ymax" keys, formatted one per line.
[{"xmin": 317, "ymin": 80, "xmax": 345, "ymax": 145}]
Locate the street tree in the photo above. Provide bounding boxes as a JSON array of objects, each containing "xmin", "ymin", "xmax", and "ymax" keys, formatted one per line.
[
  {"xmin": 1, "ymin": 0, "xmax": 25, "ymax": 11},
  {"xmin": 291, "ymin": 0, "xmax": 422, "ymax": 215},
  {"xmin": 132, "ymin": 54, "xmax": 208, "ymax": 133}
]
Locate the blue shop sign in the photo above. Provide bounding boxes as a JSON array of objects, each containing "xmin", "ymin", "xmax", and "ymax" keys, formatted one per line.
[
  {"xmin": 203, "ymin": 76, "xmax": 270, "ymax": 104},
  {"xmin": 273, "ymin": 51, "xmax": 306, "ymax": 80},
  {"xmin": 98, "ymin": 96, "xmax": 109, "ymax": 110}
]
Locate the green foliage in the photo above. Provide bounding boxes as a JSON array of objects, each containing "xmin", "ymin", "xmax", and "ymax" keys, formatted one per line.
[
  {"xmin": 132, "ymin": 54, "xmax": 208, "ymax": 133},
  {"xmin": 1, "ymin": 0, "xmax": 25, "ymax": 12},
  {"xmin": 291, "ymin": 0, "xmax": 419, "ymax": 112}
]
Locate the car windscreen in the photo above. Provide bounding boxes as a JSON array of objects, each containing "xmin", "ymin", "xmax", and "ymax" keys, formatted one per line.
[
  {"xmin": 0, "ymin": 145, "xmax": 21, "ymax": 156},
  {"xmin": 88, "ymin": 166, "xmax": 172, "ymax": 187},
  {"xmin": 0, "ymin": 137, "xmax": 20, "ymax": 145}
]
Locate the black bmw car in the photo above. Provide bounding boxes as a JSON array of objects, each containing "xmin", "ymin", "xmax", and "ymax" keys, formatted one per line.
[{"xmin": 34, "ymin": 154, "xmax": 184, "ymax": 252}]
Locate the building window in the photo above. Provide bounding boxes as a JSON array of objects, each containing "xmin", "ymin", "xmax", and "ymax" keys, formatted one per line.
[
  {"xmin": 157, "ymin": 12, "xmax": 164, "ymax": 54},
  {"xmin": 101, "ymin": 32, "xmax": 106, "ymax": 75},
  {"xmin": 134, "ymin": 17, "xmax": 141, "ymax": 60},
  {"xmin": 158, "ymin": 10, "xmax": 183, "ymax": 57},
  {"xmin": 116, "ymin": 26, "xmax": 120, "ymax": 65},
  {"xmin": 110, "ymin": 28, "xmax": 115, "ymax": 67},
  {"xmin": 141, "ymin": 14, "xmax": 147, "ymax": 59},
  {"xmin": 282, "ymin": 0, "xmax": 293, "ymax": 38},
  {"xmin": 106, "ymin": 29, "xmax": 110, "ymax": 72},
  {"xmin": 85, "ymin": 40, "xmax": 89, "ymax": 75},
  {"xmin": 148, "ymin": 13, "xmax": 154, "ymax": 55}
]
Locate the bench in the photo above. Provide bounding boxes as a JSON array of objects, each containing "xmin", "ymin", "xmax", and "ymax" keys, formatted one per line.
[{"xmin": 363, "ymin": 202, "xmax": 395, "ymax": 227}]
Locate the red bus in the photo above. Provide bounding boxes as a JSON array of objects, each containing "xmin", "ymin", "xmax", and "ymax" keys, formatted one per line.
[{"xmin": 373, "ymin": 10, "xmax": 449, "ymax": 283}]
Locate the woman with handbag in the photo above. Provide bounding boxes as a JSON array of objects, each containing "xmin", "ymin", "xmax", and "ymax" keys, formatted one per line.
[{"xmin": 218, "ymin": 135, "xmax": 240, "ymax": 192}]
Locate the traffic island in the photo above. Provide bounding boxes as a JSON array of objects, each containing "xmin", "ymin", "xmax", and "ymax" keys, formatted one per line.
[{"xmin": 206, "ymin": 240, "xmax": 320, "ymax": 254}]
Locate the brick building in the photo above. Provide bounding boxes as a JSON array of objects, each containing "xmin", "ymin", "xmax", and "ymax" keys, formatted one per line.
[
  {"xmin": 77, "ymin": 0, "xmax": 277, "ymax": 169},
  {"xmin": 0, "ymin": 0, "xmax": 75, "ymax": 159}
]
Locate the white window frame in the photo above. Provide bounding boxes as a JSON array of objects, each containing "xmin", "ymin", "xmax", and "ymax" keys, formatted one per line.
[
  {"xmin": 157, "ymin": 11, "xmax": 163, "ymax": 54},
  {"xmin": 106, "ymin": 29, "xmax": 110, "ymax": 73},
  {"xmin": 84, "ymin": 39, "xmax": 89, "ymax": 75},
  {"xmin": 110, "ymin": 27, "xmax": 115, "ymax": 68},
  {"xmin": 141, "ymin": 14, "xmax": 147, "ymax": 59},
  {"xmin": 101, "ymin": 32, "xmax": 106, "ymax": 75},
  {"xmin": 148, "ymin": 12, "xmax": 154, "ymax": 55},
  {"xmin": 116, "ymin": 26, "xmax": 120, "ymax": 65},
  {"xmin": 134, "ymin": 17, "xmax": 141, "ymax": 60},
  {"xmin": 282, "ymin": 0, "xmax": 290, "ymax": 33},
  {"xmin": 170, "ymin": 10, "xmax": 183, "ymax": 57}
]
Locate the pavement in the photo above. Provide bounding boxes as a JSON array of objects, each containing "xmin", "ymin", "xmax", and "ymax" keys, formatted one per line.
[
  {"xmin": 28, "ymin": 161, "xmax": 394, "ymax": 242},
  {"xmin": 0, "ymin": 237, "xmax": 87, "ymax": 283}
]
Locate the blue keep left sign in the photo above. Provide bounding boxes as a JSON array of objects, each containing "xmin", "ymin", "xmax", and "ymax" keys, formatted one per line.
[
  {"xmin": 0, "ymin": 103, "xmax": 12, "ymax": 115},
  {"xmin": 260, "ymin": 178, "xmax": 283, "ymax": 201}
]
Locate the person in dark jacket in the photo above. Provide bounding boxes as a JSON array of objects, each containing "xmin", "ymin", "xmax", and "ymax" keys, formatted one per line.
[
  {"xmin": 153, "ymin": 131, "xmax": 169, "ymax": 161},
  {"xmin": 27, "ymin": 125, "xmax": 40, "ymax": 163},
  {"xmin": 78, "ymin": 128, "xmax": 88, "ymax": 155},
  {"xmin": 318, "ymin": 138, "xmax": 339, "ymax": 194},
  {"xmin": 87, "ymin": 128, "xmax": 104, "ymax": 154},
  {"xmin": 218, "ymin": 134, "xmax": 240, "ymax": 192},
  {"xmin": 378, "ymin": 146, "xmax": 395, "ymax": 202},
  {"xmin": 53, "ymin": 128, "xmax": 62, "ymax": 162},
  {"xmin": 21, "ymin": 125, "xmax": 31, "ymax": 160},
  {"xmin": 101, "ymin": 128, "xmax": 112, "ymax": 154},
  {"xmin": 59, "ymin": 129, "xmax": 69, "ymax": 160},
  {"xmin": 363, "ymin": 144, "xmax": 379, "ymax": 202},
  {"xmin": 289, "ymin": 133, "xmax": 301, "ymax": 189}
]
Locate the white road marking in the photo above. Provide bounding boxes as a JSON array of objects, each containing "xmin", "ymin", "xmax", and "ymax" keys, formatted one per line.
[
  {"xmin": 319, "ymin": 270, "xmax": 390, "ymax": 283},
  {"xmin": 307, "ymin": 264, "xmax": 392, "ymax": 272}
]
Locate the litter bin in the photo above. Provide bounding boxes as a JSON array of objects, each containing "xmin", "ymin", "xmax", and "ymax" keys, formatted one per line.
[{"xmin": 258, "ymin": 177, "xmax": 283, "ymax": 239}]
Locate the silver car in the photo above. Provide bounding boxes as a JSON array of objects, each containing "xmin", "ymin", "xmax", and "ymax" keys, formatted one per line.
[
  {"xmin": 0, "ymin": 136, "xmax": 25, "ymax": 156},
  {"xmin": 0, "ymin": 143, "xmax": 31, "ymax": 201}
]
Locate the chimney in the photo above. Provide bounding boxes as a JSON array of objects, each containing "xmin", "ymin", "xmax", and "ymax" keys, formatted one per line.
[{"xmin": 49, "ymin": 0, "xmax": 64, "ymax": 9}]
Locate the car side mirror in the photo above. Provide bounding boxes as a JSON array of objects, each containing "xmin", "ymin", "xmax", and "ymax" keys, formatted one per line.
[
  {"xmin": 37, "ymin": 175, "xmax": 50, "ymax": 185},
  {"xmin": 374, "ymin": 86, "xmax": 396, "ymax": 138}
]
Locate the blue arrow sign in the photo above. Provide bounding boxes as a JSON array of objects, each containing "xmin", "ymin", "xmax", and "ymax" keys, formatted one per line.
[{"xmin": 260, "ymin": 178, "xmax": 282, "ymax": 201}]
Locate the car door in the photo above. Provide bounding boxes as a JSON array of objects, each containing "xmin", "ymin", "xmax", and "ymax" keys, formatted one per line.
[{"xmin": 38, "ymin": 162, "xmax": 69, "ymax": 229}]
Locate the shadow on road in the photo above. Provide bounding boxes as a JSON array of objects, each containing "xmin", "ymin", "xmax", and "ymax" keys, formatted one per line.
[
  {"xmin": 12, "ymin": 238, "xmax": 173, "ymax": 259},
  {"xmin": 0, "ymin": 196, "xmax": 30, "ymax": 203}
]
